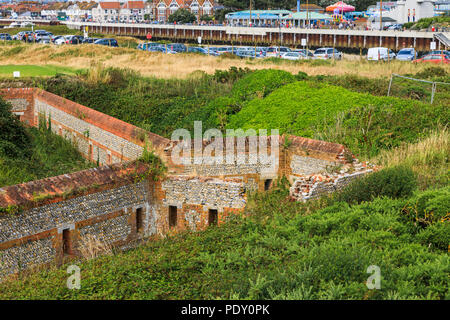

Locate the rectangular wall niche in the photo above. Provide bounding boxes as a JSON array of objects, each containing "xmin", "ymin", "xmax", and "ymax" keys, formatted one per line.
[
  {"xmin": 136, "ymin": 207, "xmax": 144, "ymax": 234},
  {"xmin": 169, "ymin": 206, "xmax": 177, "ymax": 228},
  {"xmin": 62, "ymin": 228, "xmax": 72, "ymax": 255},
  {"xmin": 208, "ymin": 209, "xmax": 218, "ymax": 226}
]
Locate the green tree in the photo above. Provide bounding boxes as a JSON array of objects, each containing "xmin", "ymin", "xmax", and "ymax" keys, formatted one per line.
[
  {"xmin": 200, "ymin": 14, "xmax": 213, "ymax": 22},
  {"xmin": 168, "ymin": 8, "xmax": 197, "ymax": 24},
  {"xmin": 0, "ymin": 97, "xmax": 31, "ymax": 159}
]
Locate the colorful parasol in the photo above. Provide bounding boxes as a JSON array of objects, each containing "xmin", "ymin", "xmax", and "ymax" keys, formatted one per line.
[{"xmin": 326, "ymin": 1, "xmax": 356, "ymax": 13}]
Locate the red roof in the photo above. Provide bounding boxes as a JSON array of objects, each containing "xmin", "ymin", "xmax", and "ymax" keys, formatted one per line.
[
  {"xmin": 99, "ymin": 2, "xmax": 121, "ymax": 9},
  {"xmin": 123, "ymin": 1, "xmax": 145, "ymax": 9}
]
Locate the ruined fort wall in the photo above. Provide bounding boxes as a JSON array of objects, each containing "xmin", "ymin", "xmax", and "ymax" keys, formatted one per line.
[
  {"xmin": 0, "ymin": 88, "xmax": 171, "ymax": 166},
  {"xmin": 0, "ymin": 165, "xmax": 248, "ymax": 281},
  {"xmin": 0, "ymin": 88, "xmax": 372, "ymax": 281}
]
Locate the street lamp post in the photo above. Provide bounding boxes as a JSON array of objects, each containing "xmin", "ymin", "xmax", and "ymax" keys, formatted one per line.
[{"xmin": 278, "ymin": 13, "xmax": 281, "ymax": 57}]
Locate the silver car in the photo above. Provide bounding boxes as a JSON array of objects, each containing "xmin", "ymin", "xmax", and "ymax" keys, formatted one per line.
[
  {"xmin": 282, "ymin": 52, "xmax": 307, "ymax": 60},
  {"xmin": 314, "ymin": 48, "xmax": 342, "ymax": 60}
]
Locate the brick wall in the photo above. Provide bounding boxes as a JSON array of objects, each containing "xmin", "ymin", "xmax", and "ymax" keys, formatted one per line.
[
  {"xmin": 0, "ymin": 88, "xmax": 172, "ymax": 166},
  {"xmin": 0, "ymin": 87, "xmax": 375, "ymax": 281}
]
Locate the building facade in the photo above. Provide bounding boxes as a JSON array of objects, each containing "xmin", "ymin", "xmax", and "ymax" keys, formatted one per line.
[{"xmin": 153, "ymin": 0, "xmax": 214, "ymax": 23}]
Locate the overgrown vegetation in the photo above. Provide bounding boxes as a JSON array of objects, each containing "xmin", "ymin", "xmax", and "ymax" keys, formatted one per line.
[
  {"xmin": 37, "ymin": 66, "xmax": 249, "ymax": 137},
  {"xmin": 0, "ymin": 63, "xmax": 448, "ymax": 299},
  {"xmin": 0, "ymin": 98, "xmax": 92, "ymax": 188},
  {"xmin": 403, "ymin": 15, "xmax": 450, "ymax": 30},
  {"xmin": 0, "ymin": 179, "xmax": 448, "ymax": 299}
]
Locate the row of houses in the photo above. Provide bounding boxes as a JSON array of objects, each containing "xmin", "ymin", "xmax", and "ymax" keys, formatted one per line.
[{"xmin": 10, "ymin": 1, "xmax": 216, "ymax": 23}]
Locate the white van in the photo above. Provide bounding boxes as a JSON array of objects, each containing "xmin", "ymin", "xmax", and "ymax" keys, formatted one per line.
[{"xmin": 367, "ymin": 47, "xmax": 396, "ymax": 61}]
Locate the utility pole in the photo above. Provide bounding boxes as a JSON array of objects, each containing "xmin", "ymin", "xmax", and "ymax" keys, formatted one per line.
[
  {"xmin": 306, "ymin": 0, "xmax": 309, "ymax": 28},
  {"xmin": 278, "ymin": 13, "xmax": 281, "ymax": 57},
  {"xmin": 249, "ymin": 0, "xmax": 252, "ymax": 27},
  {"xmin": 380, "ymin": 0, "xmax": 383, "ymax": 31}
]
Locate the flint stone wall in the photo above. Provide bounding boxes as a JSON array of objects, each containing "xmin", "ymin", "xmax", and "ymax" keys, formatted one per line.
[
  {"xmin": 34, "ymin": 99, "xmax": 144, "ymax": 164},
  {"xmin": 0, "ymin": 238, "xmax": 55, "ymax": 282},
  {"xmin": 162, "ymin": 178, "xmax": 246, "ymax": 212},
  {"xmin": 8, "ymin": 98, "xmax": 29, "ymax": 112},
  {"xmin": 0, "ymin": 181, "xmax": 150, "ymax": 244},
  {"xmin": 290, "ymin": 155, "xmax": 337, "ymax": 176}
]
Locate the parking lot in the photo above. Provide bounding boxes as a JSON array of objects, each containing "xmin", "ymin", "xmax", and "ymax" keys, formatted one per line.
[{"xmin": 0, "ymin": 28, "xmax": 448, "ymax": 64}]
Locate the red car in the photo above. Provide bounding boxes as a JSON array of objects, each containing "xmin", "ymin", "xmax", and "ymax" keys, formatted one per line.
[{"xmin": 413, "ymin": 54, "xmax": 449, "ymax": 64}]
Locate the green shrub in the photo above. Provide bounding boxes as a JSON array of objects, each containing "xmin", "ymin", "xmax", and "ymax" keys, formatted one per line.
[
  {"xmin": 296, "ymin": 71, "xmax": 308, "ymax": 80},
  {"xmin": 414, "ymin": 66, "xmax": 447, "ymax": 79},
  {"xmin": 416, "ymin": 222, "xmax": 450, "ymax": 251},
  {"xmin": 0, "ymin": 97, "xmax": 31, "ymax": 159},
  {"xmin": 402, "ymin": 186, "xmax": 450, "ymax": 225},
  {"xmin": 227, "ymin": 80, "xmax": 448, "ymax": 158},
  {"xmin": 335, "ymin": 165, "xmax": 417, "ymax": 204},
  {"xmin": 213, "ymin": 66, "xmax": 251, "ymax": 83},
  {"xmin": 231, "ymin": 69, "xmax": 295, "ymax": 101}
]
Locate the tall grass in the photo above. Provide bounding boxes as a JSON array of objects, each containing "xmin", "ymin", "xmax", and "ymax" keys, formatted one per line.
[
  {"xmin": 374, "ymin": 127, "xmax": 449, "ymax": 190},
  {"xmin": 0, "ymin": 126, "xmax": 93, "ymax": 188},
  {"xmin": 0, "ymin": 42, "xmax": 447, "ymax": 79}
]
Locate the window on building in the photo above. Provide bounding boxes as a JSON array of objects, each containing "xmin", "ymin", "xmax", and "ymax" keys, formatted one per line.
[
  {"xmin": 208, "ymin": 209, "xmax": 218, "ymax": 226},
  {"xmin": 136, "ymin": 207, "xmax": 144, "ymax": 234},
  {"xmin": 169, "ymin": 206, "xmax": 177, "ymax": 228}
]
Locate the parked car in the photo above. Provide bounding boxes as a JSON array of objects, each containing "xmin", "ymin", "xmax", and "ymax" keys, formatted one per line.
[
  {"xmin": 35, "ymin": 32, "xmax": 53, "ymax": 43},
  {"xmin": 396, "ymin": 48, "xmax": 416, "ymax": 61},
  {"xmin": 293, "ymin": 49, "xmax": 314, "ymax": 58},
  {"xmin": 429, "ymin": 50, "xmax": 450, "ymax": 58},
  {"xmin": 314, "ymin": 47, "xmax": 342, "ymax": 60},
  {"xmin": 82, "ymin": 37, "xmax": 99, "ymax": 44},
  {"xmin": 188, "ymin": 47, "xmax": 219, "ymax": 56},
  {"xmin": 367, "ymin": 47, "xmax": 396, "ymax": 61},
  {"xmin": 137, "ymin": 42, "xmax": 162, "ymax": 51},
  {"xmin": 214, "ymin": 46, "xmax": 233, "ymax": 55},
  {"xmin": 52, "ymin": 35, "xmax": 65, "ymax": 45},
  {"xmin": 65, "ymin": 35, "xmax": 84, "ymax": 44},
  {"xmin": 235, "ymin": 48, "xmax": 263, "ymax": 58},
  {"xmin": 0, "ymin": 33, "xmax": 12, "ymax": 41},
  {"xmin": 94, "ymin": 38, "xmax": 119, "ymax": 47},
  {"xmin": 148, "ymin": 46, "xmax": 177, "ymax": 54},
  {"xmin": 13, "ymin": 31, "xmax": 32, "ymax": 41},
  {"xmin": 387, "ymin": 24, "xmax": 403, "ymax": 31},
  {"xmin": 167, "ymin": 43, "xmax": 187, "ymax": 53},
  {"xmin": 20, "ymin": 31, "xmax": 34, "ymax": 42},
  {"xmin": 282, "ymin": 51, "xmax": 307, "ymax": 60},
  {"xmin": 266, "ymin": 46, "xmax": 292, "ymax": 58},
  {"xmin": 413, "ymin": 54, "xmax": 449, "ymax": 64}
]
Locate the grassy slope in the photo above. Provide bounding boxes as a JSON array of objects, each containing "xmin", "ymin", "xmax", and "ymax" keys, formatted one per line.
[
  {"xmin": 0, "ymin": 126, "xmax": 93, "ymax": 188},
  {"xmin": 0, "ymin": 129, "xmax": 448, "ymax": 300},
  {"xmin": 227, "ymin": 80, "xmax": 449, "ymax": 159},
  {"xmin": 0, "ymin": 64, "xmax": 78, "ymax": 77},
  {"xmin": 0, "ymin": 186, "xmax": 448, "ymax": 300}
]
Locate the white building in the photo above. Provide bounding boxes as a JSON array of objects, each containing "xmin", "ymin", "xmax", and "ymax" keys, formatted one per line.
[
  {"xmin": 383, "ymin": 0, "xmax": 436, "ymax": 24},
  {"xmin": 92, "ymin": 1, "xmax": 120, "ymax": 22}
]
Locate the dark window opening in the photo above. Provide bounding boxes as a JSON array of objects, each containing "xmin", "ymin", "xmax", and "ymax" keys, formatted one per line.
[
  {"xmin": 208, "ymin": 209, "xmax": 218, "ymax": 226},
  {"xmin": 169, "ymin": 206, "xmax": 177, "ymax": 228},
  {"xmin": 62, "ymin": 228, "xmax": 71, "ymax": 255},
  {"xmin": 88, "ymin": 144, "xmax": 93, "ymax": 160},
  {"xmin": 264, "ymin": 179, "xmax": 273, "ymax": 191},
  {"xmin": 136, "ymin": 207, "xmax": 144, "ymax": 233}
]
